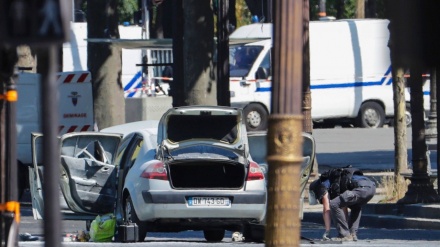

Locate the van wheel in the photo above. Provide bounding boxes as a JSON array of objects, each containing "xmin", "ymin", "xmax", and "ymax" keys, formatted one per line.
[
  {"xmin": 405, "ymin": 109, "xmax": 412, "ymax": 127},
  {"xmin": 125, "ymin": 195, "xmax": 147, "ymax": 242},
  {"xmin": 243, "ymin": 104, "xmax": 268, "ymax": 131},
  {"xmin": 356, "ymin": 102, "xmax": 385, "ymax": 128},
  {"xmin": 203, "ymin": 229, "xmax": 225, "ymax": 242}
]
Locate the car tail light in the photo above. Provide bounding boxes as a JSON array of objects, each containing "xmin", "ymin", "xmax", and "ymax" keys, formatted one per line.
[
  {"xmin": 140, "ymin": 162, "xmax": 168, "ymax": 180},
  {"xmin": 246, "ymin": 161, "xmax": 265, "ymax": 181}
]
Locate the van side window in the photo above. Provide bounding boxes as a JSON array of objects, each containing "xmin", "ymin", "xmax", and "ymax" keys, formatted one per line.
[{"xmin": 256, "ymin": 50, "xmax": 271, "ymax": 79}]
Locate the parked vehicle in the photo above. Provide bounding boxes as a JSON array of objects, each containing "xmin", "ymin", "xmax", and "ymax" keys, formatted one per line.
[
  {"xmin": 17, "ymin": 71, "xmax": 94, "ymax": 198},
  {"xmin": 229, "ymin": 20, "xmax": 415, "ymax": 130},
  {"xmin": 30, "ymin": 106, "xmax": 267, "ymax": 242}
]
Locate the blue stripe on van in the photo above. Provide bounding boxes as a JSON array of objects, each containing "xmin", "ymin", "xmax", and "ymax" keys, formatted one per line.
[
  {"xmin": 124, "ymin": 71, "xmax": 143, "ymax": 98},
  {"xmin": 256, "ymin": 87, "xmax": 271, "ymax": 92},
  {"xmin": 311, "ymin": 80, "xmax": 383, "ymax": 89},
  {"xmin": 255, "ymin": 67, "xmax": 394, "ymax": 92},
  {"xmin": 127, "ymin": 81, "xmax": 143, "ymax": 98}
]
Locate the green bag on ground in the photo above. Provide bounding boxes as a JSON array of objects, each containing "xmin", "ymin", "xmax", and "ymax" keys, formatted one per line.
[{"xmin": 89, "ymin": 213, "xmax": 116, "ymax": 242}]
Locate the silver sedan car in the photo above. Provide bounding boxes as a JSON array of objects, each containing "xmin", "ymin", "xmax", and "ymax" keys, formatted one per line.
[{"xmin": 30, "ymin": 106, "xmax": 267, "ymax": 242}]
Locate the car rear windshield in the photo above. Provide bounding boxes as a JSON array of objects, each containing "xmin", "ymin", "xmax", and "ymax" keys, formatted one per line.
[{"xmin": 167, "ymin": 115, "xmax": 238, "ymax": 143}]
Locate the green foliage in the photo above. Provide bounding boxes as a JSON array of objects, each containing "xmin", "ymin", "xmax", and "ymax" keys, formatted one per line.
[
  {"xmin": 236, "ymin": 0, "xmax": 251, "ymax": 28},
  {"xmin": 119, "ymin": 0, "xmax": 138, "ymax": 24}
]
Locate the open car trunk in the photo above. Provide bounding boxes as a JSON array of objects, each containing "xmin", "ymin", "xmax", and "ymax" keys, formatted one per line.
[{"xmin": 168, "ymin": 160, "xmax": 246, "ymax": 189}]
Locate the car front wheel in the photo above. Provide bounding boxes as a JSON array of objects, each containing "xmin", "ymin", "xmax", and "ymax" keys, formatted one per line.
[
  {"xmin": 203, "ymin": 229, "xmax": 225, "ymax": 242},
  {"xmin": 125, "ymin": 195, "xmax": 147, "ymax": 242},
  {"xmin": 243, "ymin": 103, "xmax": 268, "ymax": 131}
]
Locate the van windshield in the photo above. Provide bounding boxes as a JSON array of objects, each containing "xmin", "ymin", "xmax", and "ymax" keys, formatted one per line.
[{"xmin": 230, "ymin": 45, "xmax": 263, "ymax": 77}]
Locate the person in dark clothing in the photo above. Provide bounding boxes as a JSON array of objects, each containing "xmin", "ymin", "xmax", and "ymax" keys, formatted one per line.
[{"xmin": 309, "ymin": 170, "xmax": 376, "ymax": 241}]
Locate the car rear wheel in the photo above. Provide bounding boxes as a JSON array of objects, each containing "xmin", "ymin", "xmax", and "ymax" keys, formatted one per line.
[
  {"xmin": 125, "ymin": 195, "xmax": 147, "ymax": 242},
  {"xmin": 203, "ymin": 229, "xmax": 225, "ymax": 242}
]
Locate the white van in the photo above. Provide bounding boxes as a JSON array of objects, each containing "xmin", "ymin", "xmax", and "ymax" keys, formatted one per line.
[
  {"xmin": 17, "ymin": 71, "xmax": 95, "ymax": 196},
  {"xmin": 229, "ymin": 19, "xmax": 415, "ymax": 130}
]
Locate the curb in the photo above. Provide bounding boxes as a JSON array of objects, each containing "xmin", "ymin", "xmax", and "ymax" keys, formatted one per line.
[{"xmin": 303, "ymin": 203, "xmax": 440, "ymax": 231}]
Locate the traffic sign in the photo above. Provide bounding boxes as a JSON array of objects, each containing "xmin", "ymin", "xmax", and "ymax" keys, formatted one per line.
[{"xmin": 0, "ymin": 0, "xmax": 70, "ymax": 45}]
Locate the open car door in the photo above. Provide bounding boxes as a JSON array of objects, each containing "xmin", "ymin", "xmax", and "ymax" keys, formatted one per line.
[
  {"xmin": 247, "ymin": 131, "xmax": 316, "ymax": 218},
  {"xmin": 29, "ymin": 132, "xmax": 122, "ymax": 220},
  {"xmin": 246, "ymin": 131, "xmax": 316, "ymax": 241}
]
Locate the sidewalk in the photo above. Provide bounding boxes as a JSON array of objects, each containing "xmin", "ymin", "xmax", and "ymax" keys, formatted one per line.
[{"xmin": 303, "ymin": 172, "xmax": 440, "ymax": 231}]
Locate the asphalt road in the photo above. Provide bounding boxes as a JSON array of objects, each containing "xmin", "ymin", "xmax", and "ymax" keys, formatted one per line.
[{"xmin": 313, "ymin": 127, "xmax": 438, "ymax": 172}]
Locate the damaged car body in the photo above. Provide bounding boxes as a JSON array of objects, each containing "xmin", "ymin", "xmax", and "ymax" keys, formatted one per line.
[{"xmin": 29, "ymin": 106, "xmax": 267, "ymax": 242}]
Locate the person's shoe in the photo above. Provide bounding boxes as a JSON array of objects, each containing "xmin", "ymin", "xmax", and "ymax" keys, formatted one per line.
[
  {"xmin": 351, "ymin": 233, "xmax": 358, "ymax": 241},
  {"xmin": 19, "ymin": 233, "xmax": 39, "ymax": 241},
  {"xmin": 331, "ymin": 235, "xmax": 353, "ymax": 241}
]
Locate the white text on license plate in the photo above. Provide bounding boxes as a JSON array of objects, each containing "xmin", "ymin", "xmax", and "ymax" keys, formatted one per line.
[{"xmin": 188, "ymin": 197, "xmax": 230, "ymax": 206}]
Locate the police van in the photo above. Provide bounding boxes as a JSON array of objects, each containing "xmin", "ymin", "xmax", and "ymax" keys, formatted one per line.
[{"xmin": 229, "ymin": 19, "xmax": 417, "ymax": 130}]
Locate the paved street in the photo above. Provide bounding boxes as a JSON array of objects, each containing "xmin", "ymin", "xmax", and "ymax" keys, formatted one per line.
[{"xmin": 313, "ymin": 127, "xmax": 437, "ymax": 172}]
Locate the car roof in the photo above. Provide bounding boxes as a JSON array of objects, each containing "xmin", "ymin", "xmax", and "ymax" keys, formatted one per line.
[{"xmin": 100, "ymin": 120, "xmax": 159, "ymax": 137}]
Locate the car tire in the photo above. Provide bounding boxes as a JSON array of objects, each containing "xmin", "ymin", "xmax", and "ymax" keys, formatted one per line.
[
  {"xmin": 243, "ymin": 104, "xmax": 268, "ymax": 131},
  {"xmin": 356, "ymin": 102, "xmax": 385, "ymax": 128},
  {"xmin": 125, "ymin": 195, "xmax": 147, "ymax": 242},
  {"xmin": 203, "ymin": 229, "xmax": 225, "ymax": 242},
  {"xmin": 405, "ymin": 108, "xmax": 412, "ymax": 127},
  {"xmin": 242, "ymin": 225, "xmax": 264, "ymax": 243}
]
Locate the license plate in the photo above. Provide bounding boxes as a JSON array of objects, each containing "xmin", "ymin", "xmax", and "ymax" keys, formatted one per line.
[{"xmin": 188, "ymin": 197, "xmax": 230, "ymax": 207}]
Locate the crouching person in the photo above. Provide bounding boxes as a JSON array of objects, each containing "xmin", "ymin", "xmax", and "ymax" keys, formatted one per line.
[{"xmin": 309, "ymin": 167, "xmax": 376, "ymax": 242}]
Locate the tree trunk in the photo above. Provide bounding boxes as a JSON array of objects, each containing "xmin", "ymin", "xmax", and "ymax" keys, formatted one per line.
[
  {"xmin": 183, "ymin": 0, "xmax": 216, "ymax": 105},
  {"xmin": 87, "ymin": 0, "xmax": 124, "ymax": 129},
  {"xmin": 303, "ymin": 0, "xmax": 319, "ymax": 177},
  {"xmin": 391, "ymin": 66, "xmax": 408, "ymax": 197},
  {"xmin": 356, "ymin": 0, "xmax": 365, "ymax": 18}
]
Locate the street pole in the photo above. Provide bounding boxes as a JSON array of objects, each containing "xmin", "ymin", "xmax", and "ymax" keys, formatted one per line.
[
  {"xmin": 216, "ymin": 0, "xmax": 230, "ymax": 107},
  {"xmin": 40, "ymin": 45, "xmax": 62, "ymax": 247},
  {"xmin": 171, "ymin": 0, "xmax": 184, "ymax": 107},
  {"xmin": 0, "ymin": 47, "xmax": 19, "ymax": 247},
  {"xmin": 437, "ymin": 65, "xmax": 440, "ymax": 195},
  {"xmin": 265, "ymin": 1, "xmax": 303, "ymax": 246},
  {"xmin": 5, "ymin": 72, "xmax": 19, "ymax": 246},
  {"xmin": 318, "ymin": 0, "xmax": 326, "ymax": 18},
  {"xmin": 398, "ymin": 66, "xmax": 440, "ymax": 204},
  {"xmin": 426, "ymin": 69, "xmax": 437, "ymax": 142}
]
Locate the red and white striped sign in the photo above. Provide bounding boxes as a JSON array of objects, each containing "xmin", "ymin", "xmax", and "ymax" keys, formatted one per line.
[
  {"xmin": 59, "ymin": 125, "xmax": 93, "ymax": 134},
  {"xmin": 57, "ymin": 71, "xmax": 91, "ymax": 84},
  {"xmin": 57, "ymin": 71, "xmax": 95, "ymax": 134}
]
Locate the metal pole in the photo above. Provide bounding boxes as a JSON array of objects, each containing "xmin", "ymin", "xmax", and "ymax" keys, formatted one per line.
[
  {"xmin": 171, "ymin": 0, "xmax": 184, "ymax": 106},
  {"xmin": 41, "ymin": 45, "xmax": 62, "ymax": 247},
  {"xmin": 0, "ymin": 47, "xmax": 19, "ymax": 247},
  {"xmin": 426, "ymin": 69, "xmax": 437, "ymax": 141},
  {"xmin": 437, "ymin": 65, "xmax": 440, "ymax": 195},
  {"xmin": 398, "ymin": 66, "xmax": 440, "ymax": 203},
  {"xmin": 266, "ymin": 1, "xmax": 303, "ymax": 246},
  {"xmin": 319, "ymin": 0, "xmax": 326, "ymax": 17},
  {"xmin": 5, "ymin": 73, "xmax": 19, "ymax": 246},
  {"xmin": 216, "ymin": 0, "xmax": 230, "ymax": 106}
]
